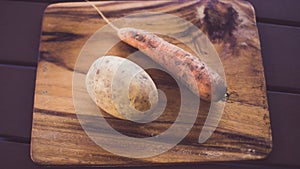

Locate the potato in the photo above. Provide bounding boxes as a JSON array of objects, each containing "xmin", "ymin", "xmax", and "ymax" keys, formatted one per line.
[{"xmin": 85, "ymin": 56, "xmax": 158, "ymax": 121}]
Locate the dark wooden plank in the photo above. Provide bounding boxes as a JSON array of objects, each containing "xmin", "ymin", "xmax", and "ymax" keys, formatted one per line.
[
  {"xmin": 0, "ymin": 1, "xmax": 299, "ymax": 93},
  {"xmin": 258, "ymin": 23, "xmax": 300, "ymax": 92},
  {"xmin": 247, "ymin": 0, "xmax": 300, "ymax": 26},
  {"xmin": 0, "ymin": 69, "xmax": 299, "ymax": 167},
  {"xmin": 262, "ymin": 91, "xmax": 300, "ymax": 166},
  {"xmin": 30, "ymin": 1, "xmax": 272, "ymax": 165},
  {"xmin": 0, "ymin": 54, "xmax": 298, "ymax": 167},
  {"xmin": 0, "ymin": 1, "xmax": 47, "ymax": 66},
  {"xmin": 0, "ymin": 140, "xmax": 299, "ymax": 169},
  {"xmin": 0, "ymin": 141, "xmax": 39, "ymax": 169},
  {"xmin": 0, "ymin": 0, "xmax": 299, "ymax": 167},
  {"xmin": 239, "ymin": 92, "xmax": 300, "ymax": 167},
  {"xmin": 0, "ymin": 141, "xmax": 40, "ymax": 169},
  {"xmin": 2, "ymin": 0, "xmax": 300, "ymax": 26},
  {"xmin": 0, "ymin": 64, "xmax": 36, "ymax": 139}
]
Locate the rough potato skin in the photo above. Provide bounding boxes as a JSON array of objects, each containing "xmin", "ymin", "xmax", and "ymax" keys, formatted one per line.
[{"xmin": 85, "ymin": 56, "xmax": 158, "ymax": 120}]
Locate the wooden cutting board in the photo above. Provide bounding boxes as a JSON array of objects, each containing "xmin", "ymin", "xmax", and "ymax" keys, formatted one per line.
[{"xmin": 31, "ymin": 0, "xmax": 272, "ymax": 166}]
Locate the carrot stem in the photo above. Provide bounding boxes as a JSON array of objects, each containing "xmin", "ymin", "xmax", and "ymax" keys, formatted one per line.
[{"xmin": 85, "ymin": 0, "xmax": 120, "ymax": 31}]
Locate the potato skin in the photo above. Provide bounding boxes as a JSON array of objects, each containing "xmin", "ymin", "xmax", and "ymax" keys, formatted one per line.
[{"xmin": 85, "ymin": 56, "xmax": 158, "ymax": 120}]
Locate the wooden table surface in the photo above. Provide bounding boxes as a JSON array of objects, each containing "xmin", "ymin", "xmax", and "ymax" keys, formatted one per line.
[{"xmin": 0, "ymin": 0, "xmax": 300, "ymax": 169}]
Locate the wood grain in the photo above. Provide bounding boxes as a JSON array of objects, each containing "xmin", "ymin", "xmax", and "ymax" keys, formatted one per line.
[
  {"xmin": 30, "ymin": 0, "xmax": 272, "ymax": 166},
  {"xmin": 2, "ymin": 141, "xmax": 299, "ymax": 169},
  {"xmin": 1, "ymin": 0, "xmax": 299, "ymax": 94},
  {"xmin": 2, "ymin": 91, "xmax": 300, "ymax": 168},
  {"xmin": 0, "ymin": 23, "xmax": 299, "ymax": 141},
  {"xmin": 1, "ymin": 0, "xmax": 300, "ymax": 168},
  {"xmin": 8, "ymin": 0, "xmax": 300, "ymax": 26}
]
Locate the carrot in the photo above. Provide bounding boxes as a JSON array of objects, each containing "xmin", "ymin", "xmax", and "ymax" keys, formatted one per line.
[{"xmin": 86, "ymin": 1, "xmax": 226, "ymax": 101}]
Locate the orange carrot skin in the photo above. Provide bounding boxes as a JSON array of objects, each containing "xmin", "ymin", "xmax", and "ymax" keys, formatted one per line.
[{"xmin": 118, "ymin": 28, "xmax": 226, "ymax": 101}]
